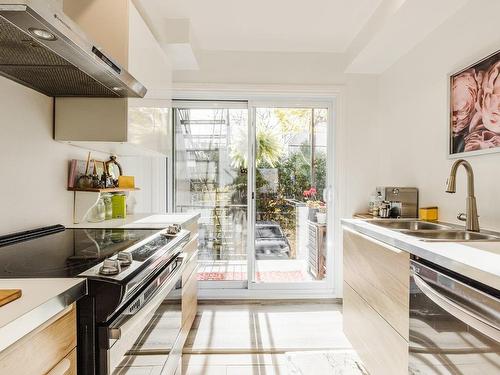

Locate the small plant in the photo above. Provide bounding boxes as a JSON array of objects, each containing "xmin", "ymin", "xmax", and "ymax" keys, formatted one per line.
[{"xmin": 303, "ymin": 187, "xmax": 317, "ymax": 200}]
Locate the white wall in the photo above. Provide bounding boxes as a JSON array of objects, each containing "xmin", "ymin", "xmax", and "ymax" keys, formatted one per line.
[
  {"xmin": 376, "ymin": 0, "xmax": 500, "ymax": 230},
  {"xmin": 0, "ymin": 77, "xmax": 158, "ymax": 235},
  {"xmin": 0, "ymin": 77, "xmax": 102, "ymax": 234}
]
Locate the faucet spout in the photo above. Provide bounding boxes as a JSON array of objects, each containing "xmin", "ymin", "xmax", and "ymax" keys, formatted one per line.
[{"xmin": 445, "ymin": 159, "xmax": 479, "ymax": 232}]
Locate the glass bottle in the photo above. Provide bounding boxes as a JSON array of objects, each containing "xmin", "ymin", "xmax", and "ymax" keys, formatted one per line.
[
  {"xmin": 88, "ymin": 196, "xmax": 106, "ymax": 222},
  {"xmin": 102, "ymin": 194, "xmax": 113, "ymax": 220}
]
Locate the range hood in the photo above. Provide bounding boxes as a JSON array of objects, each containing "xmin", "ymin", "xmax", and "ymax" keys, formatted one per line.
[{"xmin": 0, "ymin": 0, "xmax": 147, "ymax": 97}]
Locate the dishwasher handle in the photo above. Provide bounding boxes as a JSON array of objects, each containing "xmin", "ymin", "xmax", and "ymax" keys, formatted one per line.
[{"xmin": 412, "ymin": 271, "xmax": 500, "ymax": 343}]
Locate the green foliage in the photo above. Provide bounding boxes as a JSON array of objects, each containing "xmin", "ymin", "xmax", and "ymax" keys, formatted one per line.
[
  {"xmin": 276, "ymin": 152, "xmax": 311, "ymax": 200},
  {"xmin": 273, "ymin": 108, "xmax": 311, "ymax": 135},
  {"xmin": 313, "ymin": 151, "xmax": 327, "ymax": 198},
  {"xmin": 230, "ymin": 128, "xmax": 283, "ymax": 169}
]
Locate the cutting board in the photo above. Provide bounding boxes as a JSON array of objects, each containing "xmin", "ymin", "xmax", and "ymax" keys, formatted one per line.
[{"xmin": 0, "ymin": 289, "xmax": 22, "ymax": 307}]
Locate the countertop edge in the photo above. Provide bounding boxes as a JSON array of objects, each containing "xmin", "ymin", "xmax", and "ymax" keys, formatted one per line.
[
  {"xmin": 67, "ymin": 212, "xmax": 201, "ymax": 229},
  {"xmin": 0, "ymin": 279, "xmax": 87, "ymax": 353},
  {"xmin": 341, "ymin": 219, "xmax": 500, "ymax": 290}
]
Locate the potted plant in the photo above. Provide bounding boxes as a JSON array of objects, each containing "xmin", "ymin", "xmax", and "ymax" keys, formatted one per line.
[
  {"xmin": 316, "ymin": 204, "xmax": 327, "ymax": 224},
  {"xmin": 304, "ymin": 187, "xmax": 320, "ymax": 221}
]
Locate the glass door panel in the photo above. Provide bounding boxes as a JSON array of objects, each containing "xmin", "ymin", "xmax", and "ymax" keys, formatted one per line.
[
  {"xmin": 253, "ymin": 107, "xmax": 328, "ymax": 283},
  {"xmin": 173, "ymin": 105, "xmax": 248, "ymax": 282}
]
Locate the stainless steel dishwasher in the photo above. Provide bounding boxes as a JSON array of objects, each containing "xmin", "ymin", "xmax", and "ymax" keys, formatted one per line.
[{"xmin": 409, "ymin": 259, "xmax": 500, "ymax": 374}]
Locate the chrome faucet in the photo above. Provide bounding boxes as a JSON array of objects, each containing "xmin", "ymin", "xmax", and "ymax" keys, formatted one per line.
[{"xmin": 445, "ymin": 159, "xmax": 480, "ymax": 232}]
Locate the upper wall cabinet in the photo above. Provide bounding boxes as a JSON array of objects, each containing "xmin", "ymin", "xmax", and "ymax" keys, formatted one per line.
[
  {"xmin": 55, "ymin": 97, "xmax": 171, "ymax": 156},
  {"xmin": 56, "ymin": 0, "xmax": 172, "ymax": 156}
]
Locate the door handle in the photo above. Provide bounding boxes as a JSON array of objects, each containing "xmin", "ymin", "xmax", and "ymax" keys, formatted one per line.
[{"xmin": 322, "ymin": 186, "xmax": 333, "ymax": 203}]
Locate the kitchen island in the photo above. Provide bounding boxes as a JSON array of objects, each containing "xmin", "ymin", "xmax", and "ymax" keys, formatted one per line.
[
  {"xmin": 342, "ymin": 219, "xmax": 500, "ymax": 290},
  {"xmin": 341, "ymin": 219, "xmax": 500, "ymax": 375}
]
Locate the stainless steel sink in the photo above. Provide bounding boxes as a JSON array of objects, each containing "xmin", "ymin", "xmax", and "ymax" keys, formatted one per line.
[
  {"xmin": 370, "ymin": 220, "xmax": 451, "ymax": 231},
  {"xmin": 399, "ymin": 230, "xmax": 500, "ymax": 242}
]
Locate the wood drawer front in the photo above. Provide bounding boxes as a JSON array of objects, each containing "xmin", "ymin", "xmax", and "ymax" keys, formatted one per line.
[
  {"xmin": 343, "ymin": 228, "xmax": 409, "ymax": 339},
  {"xmin": 183, "ymin": 234, "xmax": 199, "ymax": 259},
  {"xmin": 183, "ymin": 250, "xmax": 199, "ymax": 283},
  {"xmin": 46, "ymin": 348, "xmax": 76, "ymax": 375},
  {"xmin": 182, "ymin": 269, "xmax": 198, "ymax": 330},
  {"xmin": 184, "ymin": 222, "xmax": 199, "ymax": 240},
  {"xmin": 0, "ymin": 305, "xmax": 76, "ymax": 375},
  {"xmin": 343, "ymin": 283, "xmax": 408, "ymax": 375}
]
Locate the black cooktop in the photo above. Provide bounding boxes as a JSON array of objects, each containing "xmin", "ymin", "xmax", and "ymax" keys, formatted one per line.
[{"xmin": 0, "ymin": 226, "xmax": 165, "ymax": 278}]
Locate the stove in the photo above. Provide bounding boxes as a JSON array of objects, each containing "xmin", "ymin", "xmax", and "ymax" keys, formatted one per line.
[
  {"xmin": 0, "ymin": 225, "xmax": 168, "ymax": 277},
  {"xmin": 0, "ymin": 224, "xmax": 191, "ymax": 375}
]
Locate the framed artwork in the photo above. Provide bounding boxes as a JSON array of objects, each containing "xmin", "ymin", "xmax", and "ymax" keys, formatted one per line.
[{"xmin": 449, "ymin": 49, "xmax": 500, "ymax": 157}]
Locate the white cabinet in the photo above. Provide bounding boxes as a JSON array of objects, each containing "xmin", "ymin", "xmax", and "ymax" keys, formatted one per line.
[
  {"xmin": 55, "ymin": 97, "xmax": 171, "ymax": 156},
  {"xmin": 57, "ymin": 0, "xmax": 172, "ymax": 156}
]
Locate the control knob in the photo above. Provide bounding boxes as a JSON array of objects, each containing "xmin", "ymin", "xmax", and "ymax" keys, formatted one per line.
[
  {"xmin": 99, "ymin": 259, "xmax": 121, "ymax": 276},
  {"xmin": 117, "ymin": 251, "xmax": 133, "ymax": 267}
]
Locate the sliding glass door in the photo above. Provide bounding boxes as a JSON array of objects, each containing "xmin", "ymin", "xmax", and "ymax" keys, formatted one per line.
[
  {"xmin": 173, "ymin": 102, "xmax": 249, "ymax": 285},
  {"xmin": 250, "ymin": 105, "xmax": 330, "ymax": 285},
  {"xmin": 173, "ymin": 98, "xmax": 335, "ymax": 293}
]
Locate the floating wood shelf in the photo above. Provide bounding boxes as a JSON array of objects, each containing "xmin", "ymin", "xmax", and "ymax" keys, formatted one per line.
[{"xmin": 68, "ymin": 187, "xmax": 141, "ymax": 193}]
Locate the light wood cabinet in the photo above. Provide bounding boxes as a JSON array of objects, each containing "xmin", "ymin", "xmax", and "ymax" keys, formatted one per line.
[
  {"xmin": 0, "ymin": 304, "xmax": 77, "ymax": 375},
  {"xmin": 182, "ymin": 260, "xmax": 198, "ymax": 330},
  {"xmin": 343, "ymin": 228, "xmax": 409, "ymax": 338},
  {"xmin": 343, "ymin": 228, "xmax": 410, "ymax": 375},
  {"xmin": 46, "ymin": 348, "xmax": 77, "ymax": 375},
  {"xmin": 344, "ymin": 283, "xmax": 408, "ymax": 375}
]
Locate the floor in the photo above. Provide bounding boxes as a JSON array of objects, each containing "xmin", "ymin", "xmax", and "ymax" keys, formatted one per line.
[
  {"xmin": 197, "ymin": 260, "xmax": 316, "ymax": 282},
  {"xmin": 182, "ymin": 301, "xmax": 351, "ymax": 375}
]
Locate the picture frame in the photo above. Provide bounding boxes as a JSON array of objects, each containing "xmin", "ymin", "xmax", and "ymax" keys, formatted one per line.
[{"xmin": 448, "ymin": 49, "xmax": 500, "ymax": 158}]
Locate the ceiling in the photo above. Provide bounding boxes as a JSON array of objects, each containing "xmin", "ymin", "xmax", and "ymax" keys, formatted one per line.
[
  {"xmin": 141, "ymin": 0, "xmax": 382, "ymax": 53},
  {"xmin": 135, "ymin": 0, "xmax": 470, "ymax": 74}
]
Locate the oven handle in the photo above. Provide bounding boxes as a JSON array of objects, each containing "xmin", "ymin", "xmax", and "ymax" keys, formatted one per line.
[
  {"xmin": 108, "ymin": 252, "xmax": 187, "ymax": 340},
  {"xmin": 412, "ymin": 271, "xmax": 500, "ymax": 343}
]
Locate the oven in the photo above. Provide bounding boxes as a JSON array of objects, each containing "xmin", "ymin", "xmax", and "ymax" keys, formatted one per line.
[
  {"xmin": 92, "ymin": 250, "xmax": 186, "ymax": 375},
  {"xmin": 409, "ymin": 259, "xmax": 500, "ymax": 374}
]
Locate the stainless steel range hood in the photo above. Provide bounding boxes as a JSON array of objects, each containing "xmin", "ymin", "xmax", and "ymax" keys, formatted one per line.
[{"xmin": 0, "ymin": 0, "xmax": 147, "ymax": 97}]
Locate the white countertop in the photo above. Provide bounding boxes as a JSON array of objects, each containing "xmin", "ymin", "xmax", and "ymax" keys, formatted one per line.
[
  {"xmin": 0, "ymin": 278, "xmax": 86, "ymax": 352},
  {"xmin": 67, "ymin": 212, "xmax": 200, "ymax": 229},
  {"xmin": 342, "ymin": 219, "xmax": 500, "ymax": 290}
]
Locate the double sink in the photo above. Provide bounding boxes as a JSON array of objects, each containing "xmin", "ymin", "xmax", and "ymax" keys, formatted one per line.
[{"xmin": 368, "ymin": 220, "xmax": 500, "ymax": 242}]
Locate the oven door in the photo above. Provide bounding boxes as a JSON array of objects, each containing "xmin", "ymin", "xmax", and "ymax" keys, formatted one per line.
[
  {"xmin": 98, "ymin": 253, "xmax": 187, "ymax": 375},
  {"xmin": 409, "ymin": 260, "xmax": 500, "ymax": 374}
]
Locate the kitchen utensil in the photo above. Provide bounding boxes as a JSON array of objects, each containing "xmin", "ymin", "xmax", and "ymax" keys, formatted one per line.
[{"xmin": 378, "ymin": 201, "xmax": 391, "ymax": 218}]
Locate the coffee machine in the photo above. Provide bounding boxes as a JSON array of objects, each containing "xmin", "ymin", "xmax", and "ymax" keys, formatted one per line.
[{"xmin": 375, "ymin": 187, "xmax": 418, "ymax": 218}]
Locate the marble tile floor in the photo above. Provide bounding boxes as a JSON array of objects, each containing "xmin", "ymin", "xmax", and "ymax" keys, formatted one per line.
[{"xmin": 115, "ymin": 301, "xmax": 356, "ymax": 375}]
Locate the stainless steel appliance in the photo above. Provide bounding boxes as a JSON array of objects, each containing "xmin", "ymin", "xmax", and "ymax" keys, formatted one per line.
[
  {"xmin": 376, "ymin": 186, "xmax": 418, "ymax": 218},
  {"xmin": 409, "ymin": 259, "xmax": 500, "ymax": 374},
  {"xmin": 0, "ymin": 0, "xmax": 146, "ymax": 97},
  {"xmin": 0, "ymin": 224, "xmax": 190, "ymax": 375}
]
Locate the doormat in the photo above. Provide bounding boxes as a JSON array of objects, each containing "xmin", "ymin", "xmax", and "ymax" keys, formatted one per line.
[
  {"xmin": 197, "ymin": 271, "xmax": 307, "ymax": 282},
  {"xmin": 286, "ymin": 350, "xmax": 368, "ymax": 375}
]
